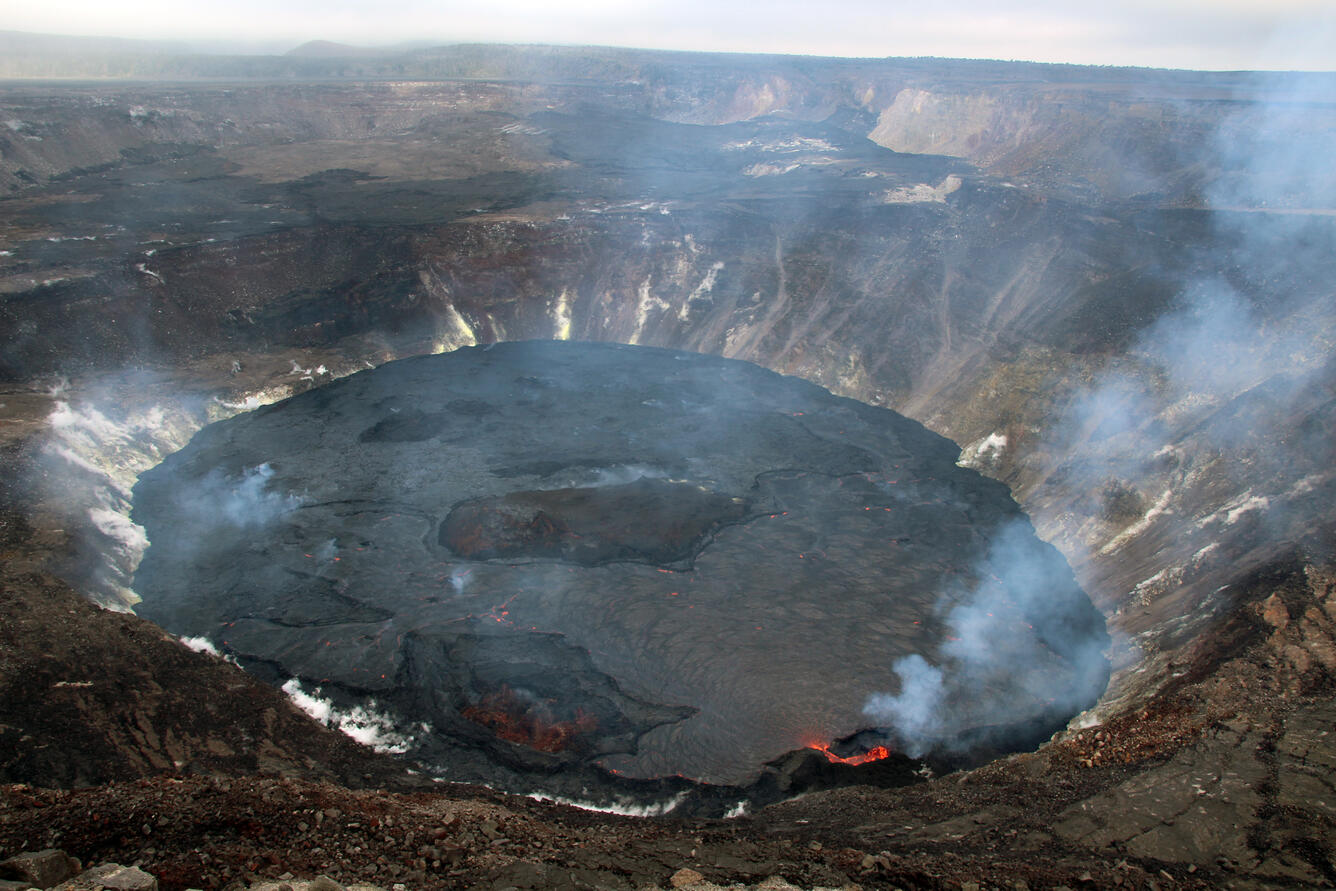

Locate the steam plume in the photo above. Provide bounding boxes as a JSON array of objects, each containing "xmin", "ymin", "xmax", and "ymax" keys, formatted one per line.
[
  {"xmin": 864, "ymin": 519, "xmax": 1109, "ymax": 756},
  {"xmin": 882, "ymin": 63, "xmax": 1336, "ymax": 755},
  {"xmin": 179, "ymin": 463, "xmax": 305, "ymax": 528}
]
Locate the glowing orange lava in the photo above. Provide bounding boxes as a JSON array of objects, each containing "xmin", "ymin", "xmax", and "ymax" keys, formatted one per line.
[
  {"xmin": 462, "ymin": 685, "xmax": 597, "ymax": 753},
  {"xmin": 807, "ymin": 741, "xmax": 893, "ymax": 766}
]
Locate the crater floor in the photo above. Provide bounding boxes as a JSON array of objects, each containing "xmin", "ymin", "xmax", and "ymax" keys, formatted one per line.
[{"xmin": 131, "ymin": 341, "xmax": 1108, "ymax": 788}]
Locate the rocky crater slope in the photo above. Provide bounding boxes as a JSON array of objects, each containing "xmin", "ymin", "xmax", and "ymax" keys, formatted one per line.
[{"xmin": 1, "ymin": 43, "xmax": 1335, "ymax": 889}]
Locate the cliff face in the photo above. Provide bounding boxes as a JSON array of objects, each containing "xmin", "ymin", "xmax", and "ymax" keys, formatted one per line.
[
  {"xmin": 4, "ymin": 68, "xmax": 1331, "ymax": 693},
  {"xmin": 1, "ymin": 46, "xmax": 1335, "ymax": 884}
]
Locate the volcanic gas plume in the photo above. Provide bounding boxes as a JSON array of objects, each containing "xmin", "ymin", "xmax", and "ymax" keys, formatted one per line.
[{"xmin": 130, "ymin": 341, "xmax": 1109, "ymax": 792}]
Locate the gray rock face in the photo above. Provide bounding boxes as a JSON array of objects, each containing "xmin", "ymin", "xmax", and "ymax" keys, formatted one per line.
[
  {"xmin": 1048, "ymin": 693, "xmax": 1336, "ymax": 885},
  {"xmin": 1053, "ymin": 721, "xmax": 1268, "ymax": 865},
  {"xmin": 51, "ymin": 865, "xmax": 156, "ymax": 891},
  {"xmin": 0, "ymin": 850, "xmax": 80, "ymax": 889},
  {"xmin": 132, "ymin": 341, "xmax": 1108, "ymax": 788}
]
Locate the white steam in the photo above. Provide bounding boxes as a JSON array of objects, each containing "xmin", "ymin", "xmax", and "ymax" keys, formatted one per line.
[
  {"xmin": 998, "ymin": 67, "xmax": 1336, "ymax": 726},
  {"xmin": 40, "ymin": 392, "xmax": 209, "ymax": 609},
  {"xmin": 87, "ymin": 507, "xmax": 149, "ymax": 559},
  {"xmin": 863, "ymin": 654, "xmax": 944, "ymax": 753},
  {"xmin": 281, "ymin": 679, "xmax": 417, "ymax": 755},
  {"xmin": 543, "ymin": 463, "xmax": 670, "ymax": 489},
  {"xmin": 864, "ymin": 520, "xmax": 1109, "ymax": 757},
  {"xmin": 525, "ymin": 791, "xmax": 688, "ymax": 818},
  {"xmin": 1054, "ymin": 74, "xmax": 1336, "ymax": 522},
  {"xmin": 1140, "ymin": 284, "xmax": 1311, "ymax": 398},
  {"xmin": 181, "ymin": 463, "xmax": 305, "ymax": 528},
  {"xmin": 448, "ymin": 566, "xmax": 472, "ymax": 594},
  {"xmin": 957, "ymin": 431, "xmax": 1007, "ymax": 469},
  {"xmin": 179, "ymin": 635, "xmax": 222, "ymax": 657}
]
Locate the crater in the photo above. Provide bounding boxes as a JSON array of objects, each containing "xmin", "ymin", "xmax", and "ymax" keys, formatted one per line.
[{"xmin": 130, "ymin": 340, "xmax": 1109, "ymax": 801}]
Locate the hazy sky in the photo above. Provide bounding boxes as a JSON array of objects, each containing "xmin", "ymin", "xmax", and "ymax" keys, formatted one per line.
[{"xmin": 5, "ymin": 0, "xmax": 1334, "ymax": 70}]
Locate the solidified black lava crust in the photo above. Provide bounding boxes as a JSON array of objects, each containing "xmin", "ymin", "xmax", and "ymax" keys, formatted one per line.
[
  {"xmin": 439, "ymin": 478, "xmax": 753, "ymax": 567},
  {"xmin": 131, "ymin": 341, "xmax": 1108, "ymax": 793}
]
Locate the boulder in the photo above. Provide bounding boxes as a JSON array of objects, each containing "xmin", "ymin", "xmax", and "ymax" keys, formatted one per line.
[
  {"xmin": 0, "ymin": 850, "xmax": 81, "ymax": 889},
  {"xmin": 51, "ymin": 865, "xmax": 156, "ymax": 891},
  {"xmin": 668, "ymin": 868, "xmax": 705, "ymax": 888}
]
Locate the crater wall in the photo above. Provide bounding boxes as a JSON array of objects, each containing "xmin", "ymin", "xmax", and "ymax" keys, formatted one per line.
[{"xmin": 2, "ymin": 56, "xmax": 1333, "ymax": 749}]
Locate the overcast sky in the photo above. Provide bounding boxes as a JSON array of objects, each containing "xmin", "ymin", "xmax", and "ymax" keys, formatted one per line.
[{"xmin": 4, "ymin": 0, "xmax": 1334, "ymax": 71}]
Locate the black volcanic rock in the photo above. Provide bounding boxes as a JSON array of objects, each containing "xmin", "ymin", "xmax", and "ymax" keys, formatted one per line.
[
  {"xmin": 131, "ymin": 341, "xmax": 1108, "ymax": 788},
  {"xmin": 439, "ymin": 478, "xmax": 753, "ymax": 566}
]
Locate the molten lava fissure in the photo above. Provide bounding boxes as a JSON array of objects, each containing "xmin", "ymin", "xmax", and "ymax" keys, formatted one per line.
[
  {"xmin": 461, "ymin": 685, "xmax": 599, "ymax": 754},
  {"xmin": 130, "ymin": 341, "xmax": 1109, "ymax": 792},
  {"xmin": 808, "ymin": 742, "xmax": 894, "ymax": 766}
]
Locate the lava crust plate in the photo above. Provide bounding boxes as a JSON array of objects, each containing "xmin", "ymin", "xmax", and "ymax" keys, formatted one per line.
[{"xmin": 132, "ymin": 341, "xmax": 1108, "ymax": 786}]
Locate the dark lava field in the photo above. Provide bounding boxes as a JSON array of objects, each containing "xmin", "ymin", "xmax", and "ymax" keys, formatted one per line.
[
  {"xmin": 129, "ymin": 341, "xmax": 1107, "ymax": 799},
  {"xmin": 1, "ymin": 40, "xmax": 1335, "ymax": 891}
]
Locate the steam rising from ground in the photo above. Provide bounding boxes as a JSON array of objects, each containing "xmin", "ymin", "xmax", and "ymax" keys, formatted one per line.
[
  {"xmin": 865, "ymin": 520, "xmax": 1110, "ymax": 756},
  {"xmin": 1066, "ymin": 73, "xmax": 1335, "ymax": 492},
  {"xmin": 281, "ymin": 679, "xmax": 418, "ymax": 755},
  {"xmin": 37, "ymin": 382, "xmax": 212, "ymax": 607},
  {"xmin": 976, "ymin": 68, "xmax": 1333, "ymax": 728},
  {"xmin": 524, "ymin": 792, "xmax": 689, "ymax": 818},
  {"xmin": 867, "ymin": 74, "xmax": 1335, "ymax": 748},
  {"xmin": 1070, "ymin": 278, "xmax": 1328, "ymax": 455},
  {"xmin": 179, "ymin": 463, "xmax": 305, "ymax": 528},
  {"xmin": 864, "ymin": 655, "xmax": 943, "ymax": 754},
  {"xmin": 179, "ymin": 635, "xmax": 222, "ymax": 657},
  {"xmin": 1072, "ymin": 65, "xmax": 1336, "ymax": 455},
  {"xmin": 30, "ymin": 362, "xmax": 368, "ymax": 609}
]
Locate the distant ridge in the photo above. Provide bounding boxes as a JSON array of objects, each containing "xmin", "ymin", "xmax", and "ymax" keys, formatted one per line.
[
  {"xmin": 0, "ymin": 29, "xmax": 192, "ymax": 56},
  {"xmin": 286, "ymin": 40, "xmax": 386, "ymax": 58},
  {"xmin": 0, "ymin": 32, "xmax": 1330, "ymax": 83}
]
